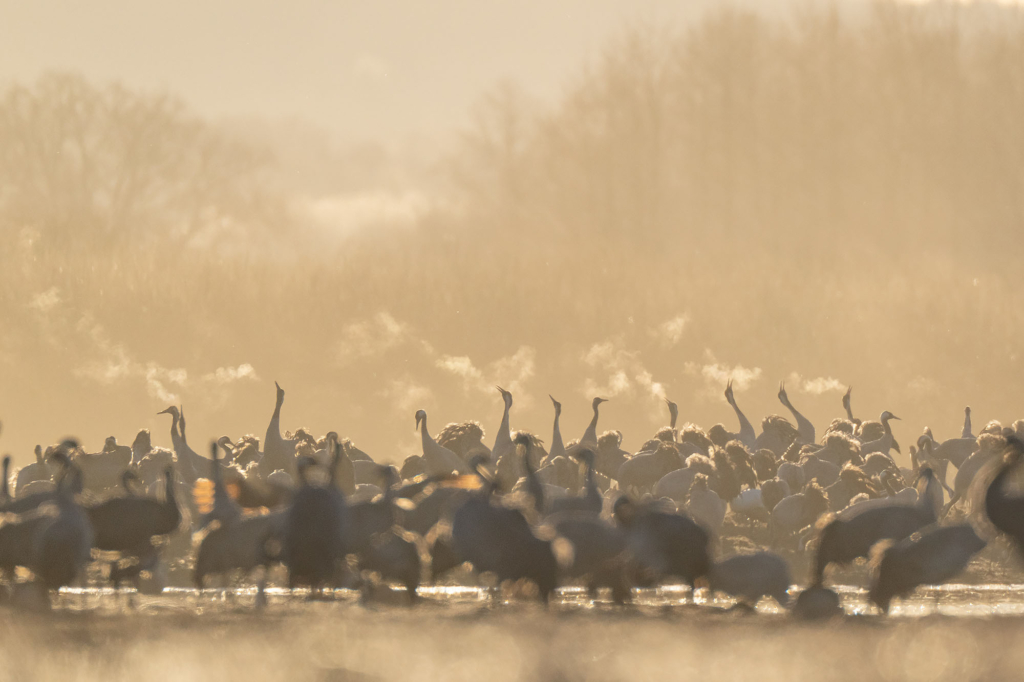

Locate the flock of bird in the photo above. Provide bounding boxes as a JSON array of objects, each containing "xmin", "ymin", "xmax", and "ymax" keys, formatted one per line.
[{"xmin": 3, "ymin": 379, "xmax": 1024, "ymax": 617}]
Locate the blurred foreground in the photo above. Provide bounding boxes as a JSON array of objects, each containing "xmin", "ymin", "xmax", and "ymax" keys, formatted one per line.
[{"xmin": 4, "ymin": 585, "xmax": 1024, "ymax": 682}]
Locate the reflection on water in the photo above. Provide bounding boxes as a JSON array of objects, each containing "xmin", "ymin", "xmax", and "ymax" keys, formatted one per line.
[
  {"xmin": 14, "ymin": 583, "xmax": 1024, "ymax": 682},
  {"xmin": 51, "ymin": 583, "xmax": 1024, "ymax": 618}
]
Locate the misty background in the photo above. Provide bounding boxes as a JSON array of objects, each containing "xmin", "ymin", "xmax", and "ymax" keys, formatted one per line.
[{"xmin": 1, "ymin": 0, "xmax": 1023, "ymax": 469}]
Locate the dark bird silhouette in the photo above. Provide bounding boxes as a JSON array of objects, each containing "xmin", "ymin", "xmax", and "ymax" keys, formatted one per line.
[
  {"xmin": 282, "ymin": 445, "xmax": 347, "ymax": 595},
  {"xmin": 451, "ymin": 456, "xmax": 558, "ymax": 603},
  {"xmin": 813, "ymin": 469, "xmax": 941, "ymax": 584},
  {"xmin": 614, "ymin": 496, "xmax": 710, "ymax": 595},
  {"xmin": 709, "ymin": 552, "xmax": 791, "ymax": 608},
  {"xmin": 869, "ymin": 524, "xmax": 985, "ymax": 613},
  {"xmin": 31, "ymin": 445, "xmax": 94, "ymax": 598},
  {"xmin": 554, "ymin": 514, "xmax": 630, "ymax": 604},
  {"xmin": 86, "ymin": 464, "xmax": 181, "ymax": 592},
  {"xmin": 985, "ymin": 432, "xmax": 1024, "ymax": 556}
]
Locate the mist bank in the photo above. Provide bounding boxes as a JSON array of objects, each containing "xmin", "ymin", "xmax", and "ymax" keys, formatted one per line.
[{"xmin": 2, "ymin": 2, "xmax": 1023, "ymax": 467}]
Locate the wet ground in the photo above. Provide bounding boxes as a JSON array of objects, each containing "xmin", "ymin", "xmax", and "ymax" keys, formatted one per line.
[{"xmin": 4, "ymin": 585, "xmax": 1024, "ymax": 682}]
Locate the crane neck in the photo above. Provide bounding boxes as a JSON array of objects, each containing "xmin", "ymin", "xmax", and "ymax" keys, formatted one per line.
[
  {"xmin": 164, "ymin": 471, "xmax": 176, "ymax": 505},
  {"xmin": 418, "ymin": 417, "xmax": 434, "ymax": 452},
  {"xmin": 584, "ymin": 457, "xmax": 597, "ymax": 496},
  {"xmin": 584, "ymin": 403, "xmax": 601, "ymax": 442},
  {"xmin": 731, "ymin": 400, "xmax": 755, "ymax": 442},
  {"xmin": 494, "ymin": 400, "xmax": 512, "ymax": 452}
]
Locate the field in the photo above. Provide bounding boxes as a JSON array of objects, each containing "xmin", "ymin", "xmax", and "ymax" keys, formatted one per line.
[{"xmin": 3, "ymin": 585, "xmax": 1024, "ymax": 682}]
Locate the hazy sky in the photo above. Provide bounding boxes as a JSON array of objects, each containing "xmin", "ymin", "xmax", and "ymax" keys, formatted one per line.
[{"xmin": 0, "ymin": 0, "xmax": 748, "ymax": 145}]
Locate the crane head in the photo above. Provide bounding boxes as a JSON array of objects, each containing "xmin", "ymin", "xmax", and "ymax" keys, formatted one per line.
[
  {"xmin": 842, "ymin": 387, "xmax": 851, "ymax": 409},
  {"xmin": 496, "ymin": 386, "xmax": 512, "ymax": 406},
  {"xmin": 724, "ymin": 379, "xmax": 735, "ymax": 405},
  {"xmin": 777, "ymin": 382, "xmax": 789, "ymax": 405},
  {"xmin": 572, "ymin": 448, "xmax": 595, "ymax": 465},
  {"xmin": 592, "ymin": 397, "xmax": 608, "ymax": 410},
  {"xmin": 612, "ymin": 495, "xmax": 637, "ymax": 527},
  {"xmin": 549, "ymin": 395, "xmax": 561, "ymax": 413},
  {"xmin": 665, "ymin": 398, "xmax": 678, "ymax": 421},
  {"xmin": 415, "ymin": 409, "xmax": 427, "ymax": 431},
  {"xmin": 880, "ymin": 411, "xmax": 900, "ymax": 422},
  {"xmin": 157, "ymin": 406, "xmax": 179, "ymax": 418}
]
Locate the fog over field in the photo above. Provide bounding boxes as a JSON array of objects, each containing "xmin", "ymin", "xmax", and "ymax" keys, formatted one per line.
[{"xmin": 2, "ymin": 0, "xmax": 1024, "ymax": 469}]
